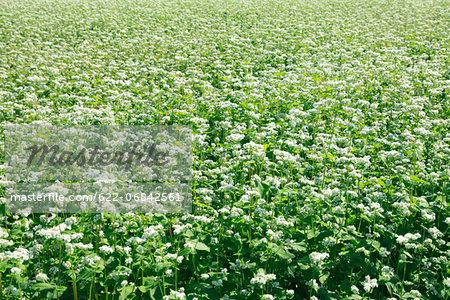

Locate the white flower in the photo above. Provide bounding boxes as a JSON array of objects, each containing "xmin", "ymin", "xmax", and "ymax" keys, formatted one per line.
[
  {"xmin": 36, "ymin": 272, "xmax": 49, "ymax": 282},
  {"xmin": 322, "ymin": 236, "xmax": 337, "ymax": 247},
  {"xmin": 9, "ymin": 247, "xmax": 30, "ymax": 263},
  {"xmin": 11, "ymin": 267, "xmax": 21, "ymax": 275},
  {"xmin": 250, "ymin": 272, "xmax": 276, "ymax": 286},
  {"xmin": 309, "ymin": 252, "xmax": 329, "ymax": 264},
  {"xmin": 99, "ymin": 245, "xmax": 114, "ymax": 254},
  {"xmin": 212, "ymin": 279, "xmax": 223, "ymax": 287},
  {"xmin": 0, "ymin": 228, "xmax": 8, "ymax": 238},
  {"xmin": 421, "ymin": 210, "xmax": 435, "ymax": 221},
  {"xmin": 363, "ymin": 275, "xmax": 378, "ymax": 293},
  {"xmin": 381, "ymin": 266, "xmax": 395, "ymax": 279},
  {"xmin": 380, "ymin": 247, "xmax": 390, "ymax": 257},
  {"xmin": 3, "ymin": 286, "xmax": 19, "ymax": 296},
  {"xmin": 306, "ymin": 279, "xmax": 319, "ymax": 290},
  {"xmin": 0, "ymin": 239, "xmax": 13, "ymax": 248},
  {"xmin": 227, "ymin": 133, "xmax": 245, "ymax": 143},
  {"xmin": 396, "ymin": 233, "xmax": 421, "ymax": 245},
  {"xmin": 428, "ymin": 227, "xmax": 443, "ymax": 239},
  {"xmin": 444, "ymin": 277, "xmax": 450, "ymax": 288},
  {"xmin": 165, "ymin": 287, "xmax": 186, "ymax": 299}
]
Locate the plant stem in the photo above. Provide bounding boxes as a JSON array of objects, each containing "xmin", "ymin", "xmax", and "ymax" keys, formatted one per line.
[{"xmin": 72, "ymin": 268, "xmax": 78, "ymax": 300}]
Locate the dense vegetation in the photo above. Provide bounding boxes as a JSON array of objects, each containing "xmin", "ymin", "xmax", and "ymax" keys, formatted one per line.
[{"xmin": 0, "ymin": 0, "xmax": 449, "ymax": 299}]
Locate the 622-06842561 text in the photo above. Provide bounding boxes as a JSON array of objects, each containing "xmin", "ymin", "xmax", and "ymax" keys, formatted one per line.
[{"xmin": 9, "ymin": 192, "xmax": 184, "ymax": 203}]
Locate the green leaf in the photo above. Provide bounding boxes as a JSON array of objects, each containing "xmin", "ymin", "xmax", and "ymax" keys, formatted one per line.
[
  {"xmin": 297, "ymin": 262, "xmax": 310, "ymax": 270},
  {"xmin": 268, "ymin": 243, "xmax": 294, "ymax": 259},
  {"xmin": 370, "ymin": 240, "xmax": 381, "ymax": 250},
  {"xmin": 194, "ymin": 241, "xmax": 210, "ymax": 252},
  {"xmin": 32, "ymin": 283, "xmax": 66, "ymax": 293},
  {"xmin": 319, "ymin": 273, "xmax": 329, "ymax": 284},
  {"xmin": 289, "ymin": 242, "xmax": 307, "ymax": 252},
  {"xmin": 119, "ymin": 285, "xmax": 135, "ymax": 300},
  {"xmin": 410, "ymin": 174, "xmax": 420, "ymax": 182},
  {"xmin": 0, "ymin": 261, "xmax": 9, "ymax": 272}
]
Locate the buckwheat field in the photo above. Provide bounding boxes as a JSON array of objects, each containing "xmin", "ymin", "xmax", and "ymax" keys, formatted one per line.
[{"xmin": 0, "ymin": 0, "xmax": 449, "ymax": 299}]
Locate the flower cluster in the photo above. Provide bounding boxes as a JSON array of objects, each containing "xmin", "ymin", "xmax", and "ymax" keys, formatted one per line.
[{"xmin": 0, "ymin": 0, "xmax": 448, "ymax": 299}]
